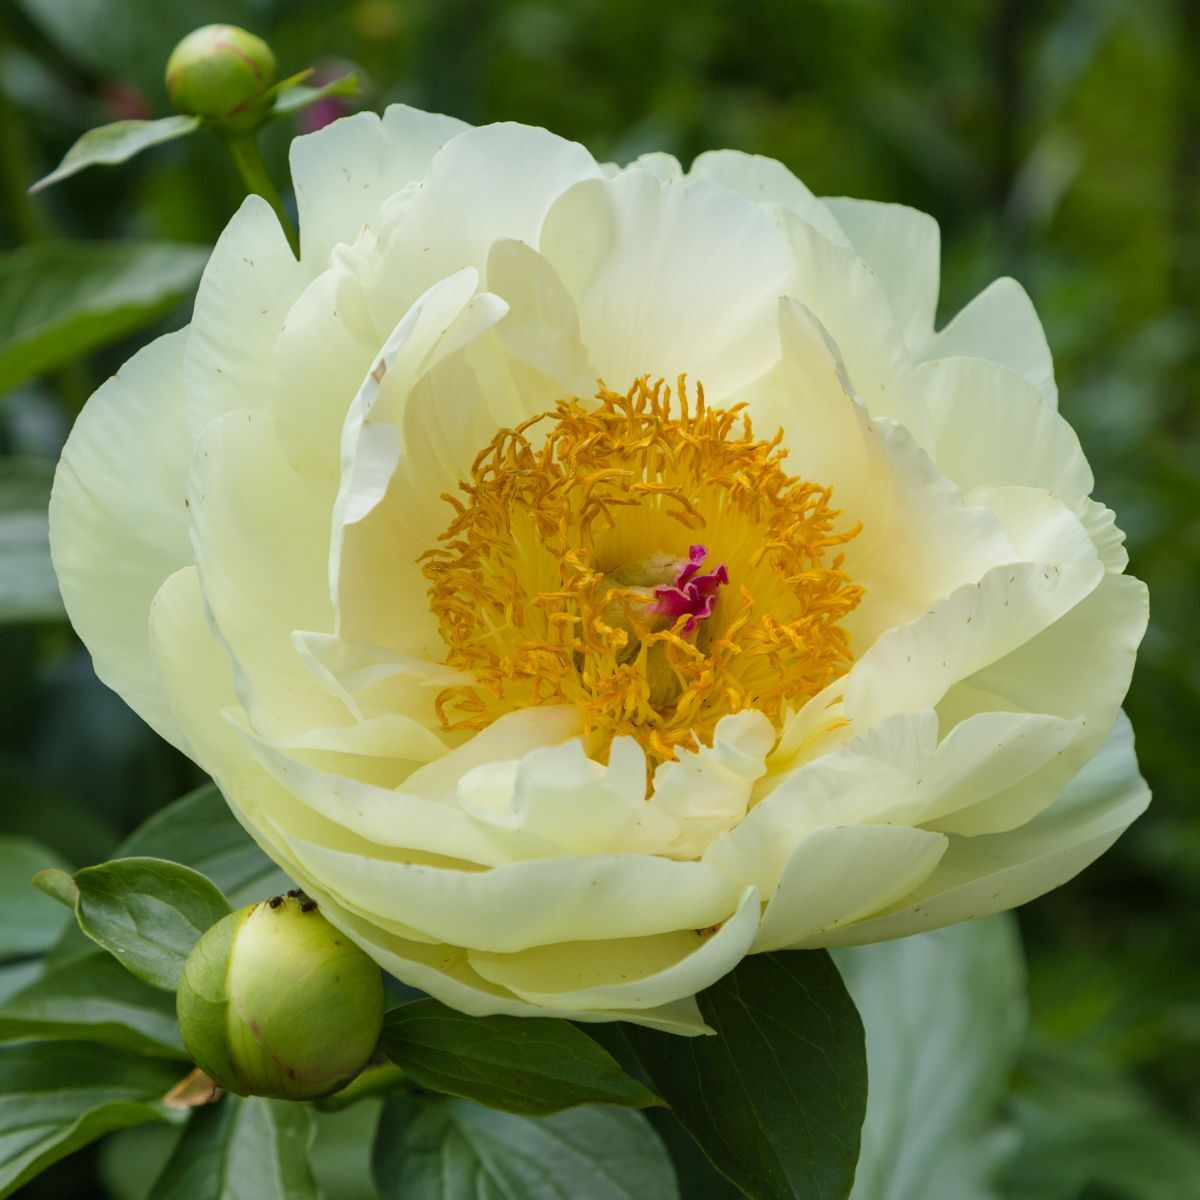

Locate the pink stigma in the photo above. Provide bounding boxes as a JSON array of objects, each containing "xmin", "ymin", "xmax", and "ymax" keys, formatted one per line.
[{"xmin": 652, "ymin": 544, "xmax": 729, "ymax": 635}]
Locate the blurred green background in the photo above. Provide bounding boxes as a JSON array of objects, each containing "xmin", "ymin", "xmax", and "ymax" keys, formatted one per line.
[{"xmin": 1, "ymin": 1, "xmax": 1196, "ymax": 1197}]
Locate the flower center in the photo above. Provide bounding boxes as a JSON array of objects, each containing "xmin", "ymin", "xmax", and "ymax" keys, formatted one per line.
[{"xmin": 421, "ymin": 378, "xmax": 864, "ymax": 762}]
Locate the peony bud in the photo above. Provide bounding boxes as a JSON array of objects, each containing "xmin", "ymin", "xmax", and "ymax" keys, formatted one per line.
[
  {"xmin": 165, "ymin": 25, "xmax": 277, "ymax": 124},
  {"xmin": 177, "ymin": 892, "xmax": 384, "ymax": 1100}
]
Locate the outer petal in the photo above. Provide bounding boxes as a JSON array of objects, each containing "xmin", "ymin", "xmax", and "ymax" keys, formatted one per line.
[
  {"xmin": 817, "ymin": 713, "xmax": 1148, "ymax": 945},
  {"xmin": 821, "ymin": 197, "xmax": 940, "ymax": 345},
  {"xmin": 50, "ymin": 330, "xmax": 194, "ymax": 749},
  {"xmin": 919, "ymin": 357, "xmax": 1091, "ymax": 502},
  {"xmin": 538, "ymin": 169, "xmax": 799, "ymax": 398},
  {"xmin": 754, "ymin": 825, "xmax": 948, "ymax": 952},
  {"xmin": 689, "ymin": 149, "xmax": 849, "ymax": 246},
  {"xmin": 353, "ymin": 122, "xmax": 604, "ymax": 322},
  {"xmin": 187, "ymin": 410, "xmax": 342, "ymax": 744},
  {"xmin": 290, "ymin": 105, "xmax": 470, "ymax": 268},
  {"xmin": 307, "ymin": 899, "xmax": 713, "ymax": 1035},
  {"xmin": 916, "ymin": 277, "xmax": 1057, "ymax": 406},
  {"xmin": 467, "ymin": 887, "xmax": 761, "ymax": 1011},
  {"xmin": 183, "ymin": 195, "xmax": 301, "ymax": 438},
  {"xmin": 274, "ymin": 836, "xmax": 742, "ymax": 954}
]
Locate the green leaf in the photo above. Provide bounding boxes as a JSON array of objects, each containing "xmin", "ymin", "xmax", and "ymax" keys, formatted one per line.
[
  {"xmin": 0, "ymin": 952, "xmax": 186, "ymax": 1059},
  {"xmin": 380, "ymin": 1000, "xmax": 662, "ymax": 1116},
  {"xmin": 835, "ymin": 916, "xmax": 1027, "ymax": 1200},
  {"xmin": 116, "ymin": 783, "xmax": 292, "ymax": 908},
  {"xmin": 310, "ymin": 1101, "xmax": 384, "ymax": 1200},
  {"xmin": 271, "ymin": 73, "xmax": 361, "ymax": 120},
  {"xmin": 72, "ymin": 857, "xmax": 231, "ymax": 991},
  {"xmin": 99, "ymin": 1125, "xmax": 183, "ymax": 1200},
  {"xmin": 0, "ymin": 239, "xmax": 207, "ymax": 394},
  {"xmin": 372, "ymin": 1094, "xmax": 678, "ymax": 1200},
  {"xmin": 32, "ymin": 868, "xmax": 79, "ymax": 908},
  {"xmin": 29, "ymin": 115, "xmax": 201, "ymax": 192},
  {"xmin": 621, "ymin": 950, "xmax": 866, "ymax": 1200},
  {"xmin": 1005, "ymin": 1041, "xmax": 1200, "ymax": 1200},
  {"xmin": 0, "ymin": 460, "xmax": 63, "ymax": 625},
  {"xmin": 147, "ymin": 1096, "xmax": 320, "ymax": 1200},
  {"xmin": 0, "ymin": 1039, "xmax": 183, "ymax": 1199},
  {"xmin": 0, "ymin": 836, "xmax": 70, "ymax": 958}
]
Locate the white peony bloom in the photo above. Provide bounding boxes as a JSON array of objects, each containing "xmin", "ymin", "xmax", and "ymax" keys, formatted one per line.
[{"xmin": 50, "ymin": 108, "xmax": 1149, "ymax": 1035}]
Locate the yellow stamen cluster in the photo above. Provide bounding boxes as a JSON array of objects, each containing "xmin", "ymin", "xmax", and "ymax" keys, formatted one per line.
[{"xmin": 421, "ymin": 378, "xmax": 863, "ymax": 761}]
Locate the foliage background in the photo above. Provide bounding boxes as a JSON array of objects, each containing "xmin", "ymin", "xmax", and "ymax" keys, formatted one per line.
[{"xmin": 0, "ymin": 0, "xmax": 1196, "ymax": 1197}]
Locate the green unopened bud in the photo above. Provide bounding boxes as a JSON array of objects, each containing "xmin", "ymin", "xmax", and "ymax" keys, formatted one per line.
[
  {"xmin": 177, "ymin": 893, "xmax": 384, "ymax": 1100},
  {"xmin": 165, "ymin": 25, "xmax": 277, "ymax": 124}
]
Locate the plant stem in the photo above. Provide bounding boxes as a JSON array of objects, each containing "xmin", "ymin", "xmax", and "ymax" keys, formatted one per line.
[
  {"xmin": 220, "ymin": 130, "xmax": 299, "ymax": 256},
  {"xmin": 316, "ymin": 1060, "xmax": 410, "ymax": 1111}
]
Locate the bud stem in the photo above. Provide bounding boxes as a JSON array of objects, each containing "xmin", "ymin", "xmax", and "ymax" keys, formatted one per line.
[{"xmin": 220, "ymin": 130, "xmax": 299, "ymax": 256}]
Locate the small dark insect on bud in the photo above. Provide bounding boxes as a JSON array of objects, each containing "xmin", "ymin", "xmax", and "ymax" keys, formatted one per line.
[{"xmin": 267, "ymin": 895, "xmax": 284, "ymax": 909}]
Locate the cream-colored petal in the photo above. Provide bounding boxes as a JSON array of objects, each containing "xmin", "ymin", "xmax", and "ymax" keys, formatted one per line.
[
  {"xmin": 966, "ymin": 485, "xmax": 1099, "ymax": 569},
  {"xmin": 689, "ymin": 149, "xmax": 849, "ymax": 245},
  {"xmin": 539, "ymin": 170, "xmax": 798, "ymax": 398},
  {"xmin": 755, "ymin": 825, "xmax": 947, "ymax": 952},
  {"xmin": 183, "ymin": 196, "xmax": 301, "ymax": 439},
  {"xmin": 290, "ymin": 105, "xmax": 470, "ymax": 268},
  {"xmin": 821, "ymin": 197, "xmax": 940, "ymax": 346},
  {"xmin": 328, "ymin": 269, "xmax": 496, "ymax": 592},
  {"xmin": 308, "ymin": 898, "xmax": 713, "ymax": 1034},
  {"xmin": 230, "ymin": 718, "xmax": 554, "ymax": 867},
  {"xmin": 915, "ymin": 277, "xmax": 1057, "ymax": 406},
  {"xmin": 709, "ymin": 708, "xmax": 1078, "ymax": 893},
  {"xmin": 457, "ymin": 737, "xmax": 679, "ymax": 857},
  {"xmin": 187, "ymin": 410, "xmax": 343, "ymax": 742},
  {"xmin": 352, "ymin": 122, "xmax": 604, "ymax": 322},
  {"xmin": 624, "ymin": 151, "xmax": 684, "ymax": 182},
  {"xmin": 1075, "ymin": 497, "xmax": 1129, "ymax": 573},
  {"xmin": 270, "ymin": 261, "xmax": 381, "ymax": 501},
  {"xmin": 50, "ymin": 330, "xmax": 194, "ymax": 749},
  {"xmin": 148, "ymin": 564, "xmax": 241, "ymax": 772},
  {"xmin": 486, "ymin": 238, "xmax": 596, "ymax": 399},
  {"xmin": 734, "ymin": 299, "xmax": 1014, "ymax": 650},
  {"xmin": 770, "ymin": 205, "xmax": 925, "ymax": 436},
  {"xmin": 919, "ymin": 357, "xmax": 1090, "ymax": 501},
  {"xmin": 842, "ymin": 560, "xmax": 1104, "ymax": 731},
  {"xmin": 649, "ymin": 710, "xmax": 775, "ymax": 857},
  {"xmin": 277, "ymin": 835, "xmax": 741, "ymax": 954},
  {"xmin": 329, "ymin": 280, "xmax": 511, "ymax": 657},
  {"xmin": 819, "ymin": 712, "xmax": 1148, "ymax": 945},
  {"xmin": 401, "ymin": 707, "xmax": 585, "ymax": 803},
  {"xmin": 469, "ymin": 886, "xmax": 760, "ymax": 1010}
]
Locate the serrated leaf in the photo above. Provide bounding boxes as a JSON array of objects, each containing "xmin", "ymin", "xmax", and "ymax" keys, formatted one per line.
[
  {"xmin": 116, "ymin": 783, "xmax": 292, "ymax": 908},
  {"xmin": 0, "ymin": 239, "xmax": 207, "ymax": 394},
  {"xmin": 0, "ymin": 1039, "xmax": 184, "ymax": 1199},
  {"xmin": 147, "ymin": 1096, "xmax": 320, "ymax": 1200},
  {"xmin": 70, "ymin": 857, "xmax": 230, "ymax": 991},
  {"xmin": 622, "ymin": 950, "xmax": 866, "ymax": 1200},
  {"xmin": 271, "ymin": 73, "xmax": 361, "ymax": 120},
  {"xmin": 380, "ymin": 1000, "xmax": 662, "ymax": 1116},
  {"xmin": 0, "ymin": 952, "xmax": 186, "ymax": 1059},
  {"xmin": 0, "ymin": 837, "xmax": 69, "ymax": 958},
  {"xmin": 29, "ymin": 115, "xmax": 200, "ymax": 192},
  {"xmin": 372, "ymin": 1094, "xmax": 678, "ymax": 1200},
  {"xmin": 836, "ymin": 916, "xmax": 1026, "ymax": 1200},
  {"xmin": 0, "ymin": 459, "xmax": 63, "ymax": 625}
]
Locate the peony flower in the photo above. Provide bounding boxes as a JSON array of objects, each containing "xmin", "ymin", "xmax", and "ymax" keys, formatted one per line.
[{"xmin": 50, "ymin": 107, "xmax": 1149, "ymax": 1035}]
